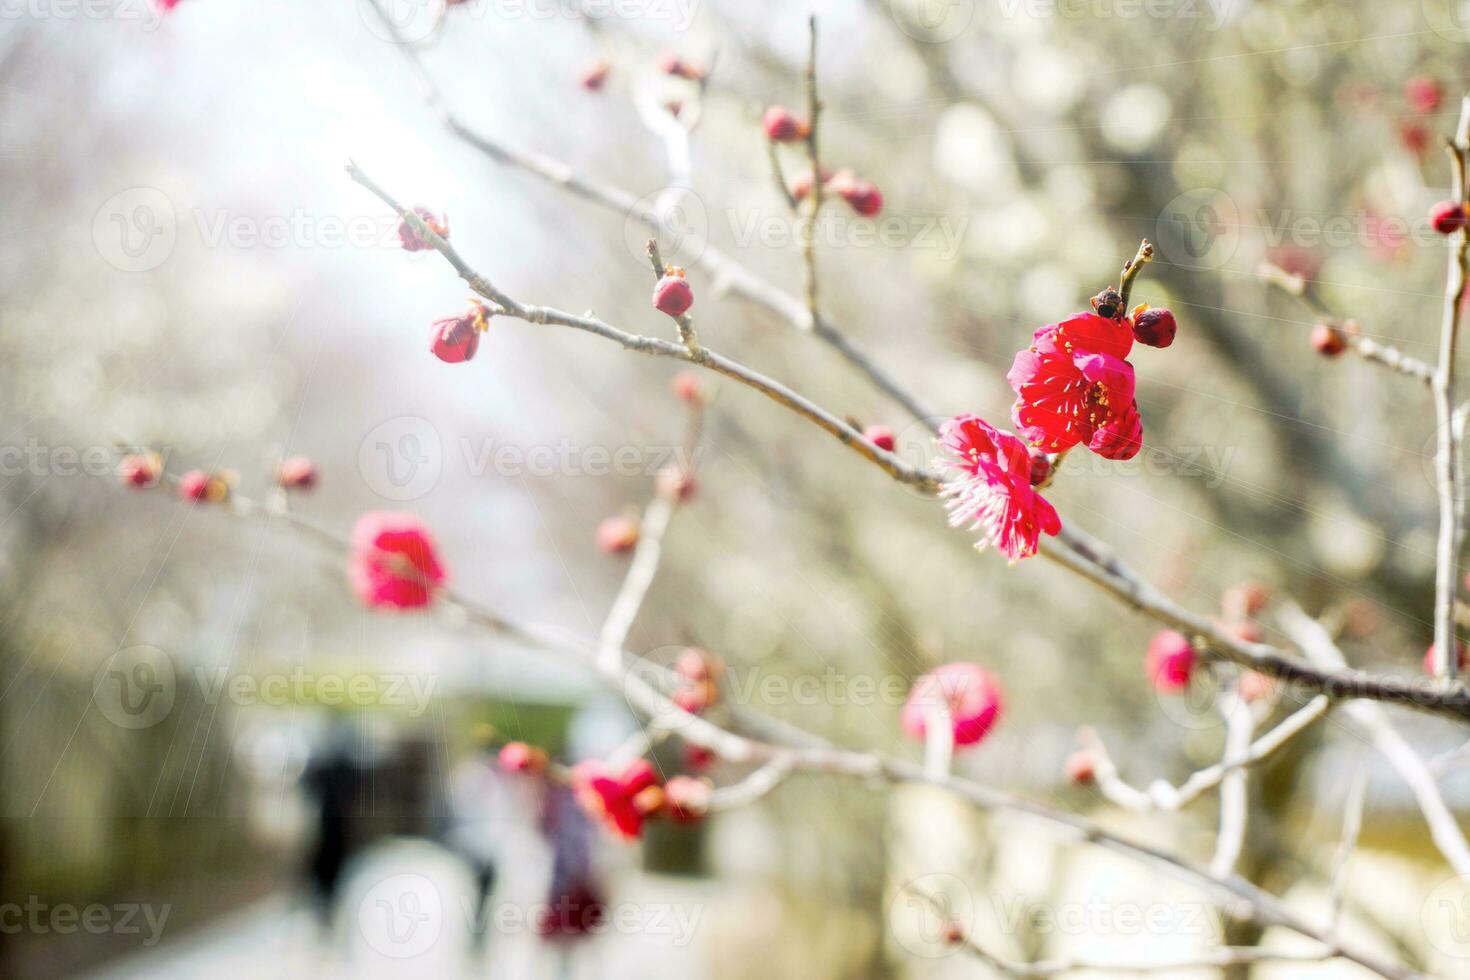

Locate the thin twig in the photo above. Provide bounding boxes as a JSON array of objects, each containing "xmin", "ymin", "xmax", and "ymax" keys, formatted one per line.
[
  {"xmin": 1211, "ymin": 690, "xmax": 1254, "ymax": 877},
  {"xmin": 1116, "ymin": 239, "xmax": 1154, "ymax": 312},
  {"xmin": 347, "ymin": 158, "xmax": 1470, "ymax": 725},
  {"xmin": 1328, "ymin": 764, "xmax": 1369, "ymax": 929},
  {"xmin": 1432, "ymin": 95, "xmax": 1470, "ymax": 682},
  {"xmin": 799, "ymin": 14, "xmax": 823, "ymax": 330},
  {"xmin": 1279, "ymin": 601, "xmax": 1470, "ymax": 877}
]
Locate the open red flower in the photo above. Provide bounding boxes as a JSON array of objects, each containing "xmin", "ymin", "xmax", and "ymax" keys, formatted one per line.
[
  {"xmin": 348, "ymin": 512, "xmax": 447, "ymax": 610},
  {"xmin": 937, "ymin": 415, "xmax": 1060, "ymax": 561},
  {"xmin": 900, "ymin": 662, "xmax": 1004, "ymax": 748},
  {"xmin": 571, "ymin": 758, "xmax": 664, "ymax": 840},
  {"xmin": 1008, "ymin": 312, "xmax": 1143, "ymax": 461}
]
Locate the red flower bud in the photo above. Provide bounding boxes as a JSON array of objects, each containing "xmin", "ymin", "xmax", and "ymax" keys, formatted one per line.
[
  {"xmin": 1431, "ymin": 200, "xmax": 1468, "ymax": 235},
  {"xmin": 1237, "ymin": 670, "xmax": 1275, "ymax": 704},
  {"xmin": 761, "ymin": 105, "xmax": 810, "ymax": 143},
  {"xmin": 830, "ymin": 171, "xmax": 883, "ymax": 216},
  {"xmin": 1131, "ymin": 307, "xmax": 1177, "ymax": 349},
  {"xmin": 1146, "ymin": 630, "xmax": 1196, "ymax": 692},
  {"xmin": 682, "ymin": 743, "xmax": 715, "ymax": 771},
  {"xmin": 1401, "ymin": 123, "xmax": 1430, "ymax": 156},
  {"xmin": 1406, "ymin": 75, "xmax": 1443, "ymax": 115},
  {"xmin": 863, "ymin": 424, "xmax": 896, "ymax": 452},
  {"xmin": 595, "ymin": 515, "xmax": 640, "ymax": 555},
  {"xmin": 179, "ymin": 470, "xmax": 211, "ymax": 501},
  {"xmin": 674, "ymin": 647, "xmax": 720, "ymax": 683},
  {"xmin": 1027, "ymin": 446, "xmax": 1052, "ymax": 486},
  {"xmin": 118, "ymin": 453, "xmax": 161, "ymax": 489},
  {"xmin": 656, "ymin": 51, "xmax": 705, "ymax": 81},
  {"xmin": 1226, "ymin": 620, "xmax": 1263, "ymax": 644},
  {"xmin": 664, "ymin": 99, "xmax": 684, "ymax": 120},
  {"xmin": 276, "ymin": 455, "xmax": 318, "ymax": 490},
  {"xmin": 397, "ymin": 207, "xmax": 448, "ymax": 252},
  {"xmin": 662, "ymin": 775, "xmax": 711, "ymax": 823},
  {"xmin": 1222, "ymin": 581, "xmax": 1270, "ymax": 619},
  {"xmin": 1064, "ymin": 749, "xmax": 1095, "ymax": 785},
  {"xmin": 498, "ymin": 741, "xmax": 548, "ymax": 773},
  {"xmin": 791, "ymin": 167, "xmax": 833, "ymax": 203},
  {"xmin": 1309, "ymin": 322, "xmax": 1347, "ymax": 357},
  {"xmin": 670, "ymin": 371, "xmax": 705, "ymax": 404},
  {"xmin": 653, "ymin": 267, "xmax": 693, "ymax": 318},
  {"xmin": 1424, "ymin": 642, "xmax": 1470, "ymax": 675},
  {"xmin": 429, "ymin": 302, "xmax": 489, "ymax": 364},
  {"xmin": 656, "ymin": 465, "xmax": 697, "ymax": 503},
  {"xmin": 580, "ymin": 59, "xmax": 610, "ymax": 92}
]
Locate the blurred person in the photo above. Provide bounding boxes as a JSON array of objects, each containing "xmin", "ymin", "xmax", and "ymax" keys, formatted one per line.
[
  {"xmin": 536, "ymin": 770, "xmax": 606, "ymax": 980},
  {"xmin": 300, "ymin": 719, "xmax": 367, "ymax": 934},
  {"xmin": 441, "ymin": 733, "xmax": 513, "ymax": 959}
]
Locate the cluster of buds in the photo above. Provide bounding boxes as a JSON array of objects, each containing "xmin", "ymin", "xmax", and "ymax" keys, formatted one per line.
[
  {"xmin": 1220, "ymin": 580, "xmax": 1273, "ymax": 702},
  {"xmin": 828, "ymin": 169, "xmax": 883, "ymax": 217},
  {"xmin": 120, "ymin": 451, "xmax": 315, "ymax": 506},
  {"xmin": 397, "ymin": 207, "xmax": 448, "ymax": 252},
  {"xmin": 571, "ymin": 758, "xmax": 711, "ymax": 839}
]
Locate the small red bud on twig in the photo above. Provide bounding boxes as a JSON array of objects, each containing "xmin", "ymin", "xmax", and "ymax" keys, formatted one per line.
[{"xmin": 653, "ymin": 267, "xmax": 694, "ymax": 318}]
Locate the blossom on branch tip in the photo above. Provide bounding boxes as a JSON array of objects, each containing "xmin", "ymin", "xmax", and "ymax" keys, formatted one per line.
[
  {"xmin": 179, "ymin": 470, "xmax": 230, "ymax": 503},
  {"xmin": 1008, "ymin": 313, "xmax": 1143, "ymax": 461},
  {"xmin": 656, "ymin": 464, "xmax": 697, "ymax": 503},
  {"xmin": 348, "ymin": 511, "xmax": 447, "ymax": 610},
  {"xmin": 653, "ymin": 267, "xmax": 693, "ymax": 318},
  {"xmin": 397, "ymin": 207, "xmax": 448, "ymax": 252},
  {"xmin": 1222, "ymin": 581, "xmax": 1270, "ymax": 620},
  {"xmin": 1146, "ymin": 630, "xmax": 1197, "ymax": 692},
  {"xmin": 572, "ymin": 758, "xmax": 664, "ymax": 840},
  {"xmin": 900, "ymin": 662, "xmax": 1004, "ymax": 749},
  {"xmin": 936, "ymin": 414, "xmax": 1060, "ymax": 561},
  {"xmin": 762, "ymin": 105, "xmax": 810, "ymax": 143},
  {"xmin": 429, "ymin": 301, "xmax": 489, "ymax": 364}
]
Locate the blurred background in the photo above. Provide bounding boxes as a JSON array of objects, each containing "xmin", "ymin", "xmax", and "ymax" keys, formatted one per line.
[{"xmin": 4, "ymin": 0, "xmax": 1470, "ymax": 976}]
